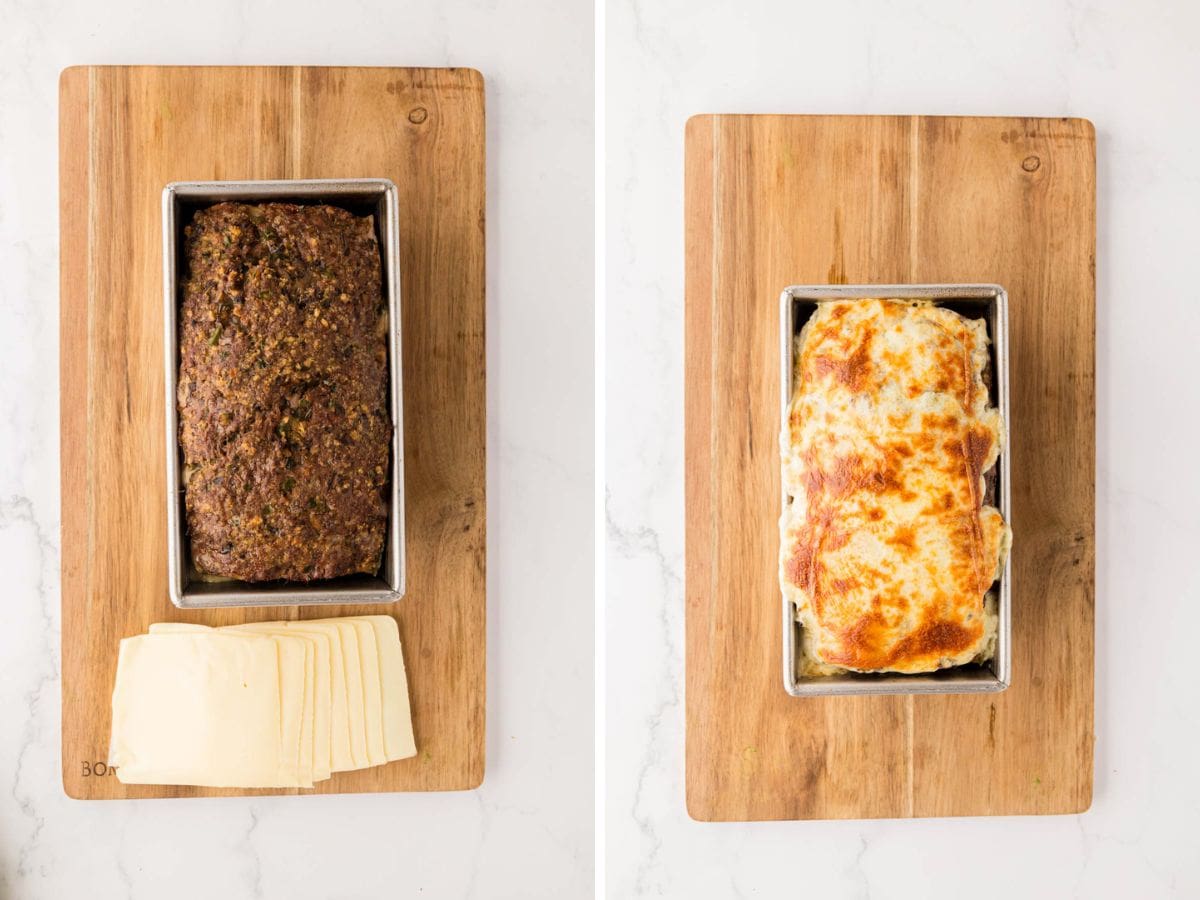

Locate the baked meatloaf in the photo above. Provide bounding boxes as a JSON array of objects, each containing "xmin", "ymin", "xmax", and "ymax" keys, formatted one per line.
[
  {"xmin": 178, "ymin": 202, "xmax": 390, "ymax": 582},
  {"xmin": 779, "ymin": 299, "xmax": 1010, "ymax": 675}
]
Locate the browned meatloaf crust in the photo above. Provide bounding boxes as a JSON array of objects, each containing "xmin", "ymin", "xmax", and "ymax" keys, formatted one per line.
[{"xmin": 177, "ymin": 202, "xmax": 389, "ymax": 582}]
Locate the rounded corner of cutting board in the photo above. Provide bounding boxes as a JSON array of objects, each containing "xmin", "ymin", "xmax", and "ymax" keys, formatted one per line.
[{"xmin": 684, "ymin": 788, "xmax": 718, "ymax": 823}]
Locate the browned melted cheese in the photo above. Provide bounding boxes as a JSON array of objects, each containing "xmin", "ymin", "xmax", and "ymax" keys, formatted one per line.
[{"xmin": 779, "ymin": 299, "xmax": 1011, "ymax": 675}]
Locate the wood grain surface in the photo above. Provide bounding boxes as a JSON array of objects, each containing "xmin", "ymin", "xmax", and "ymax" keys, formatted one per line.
[
  {"xmin": 59, "ymin": 66, "xmax": 486, "ymax": 799},
  {"xmin": 684, "ymin": 115, "xmax": 1095, "ymax": 821}
]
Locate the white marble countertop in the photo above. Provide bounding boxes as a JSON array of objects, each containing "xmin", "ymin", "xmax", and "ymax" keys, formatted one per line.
[
  {"xmin": 8, "ymin": 0, "xmax": 1200, "ymax": 894},
  {"xmin": 605, "ymin": 0, "xmax": 1200, "ymax": 896},
  {"xmin": 0, "ymin": 1, "xmax": 593, "ymax": 897}
]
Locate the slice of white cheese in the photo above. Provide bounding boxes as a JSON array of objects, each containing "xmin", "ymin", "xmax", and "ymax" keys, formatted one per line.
[
  {"xmin": 348, "ymin": 616, "xmax": 417, "ymax": 762},
  {"xmin": 111, "ymin": 632, "xmax": 306, "ymax": 788},
  {"xmin": 273, "ymin": 634, "xmax": 312, "ymax": 787},
  {"xmin": 145, "ymin": 625, "xmax": 312, "ymax": 788},
  {"xmin": 346, "ymin": 619, "xmax": 387, "ymax": 765}
]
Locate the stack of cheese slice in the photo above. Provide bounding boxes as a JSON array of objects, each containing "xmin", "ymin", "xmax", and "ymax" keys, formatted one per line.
[{"xmin": 109, "ymin": 615, "xmax": 416, "ymax": 788}]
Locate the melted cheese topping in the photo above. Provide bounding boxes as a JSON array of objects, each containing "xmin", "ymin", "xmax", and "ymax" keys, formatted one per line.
[{"xmin": 780, "ymin": 299, "xmax": 1010, "ymax": 675}]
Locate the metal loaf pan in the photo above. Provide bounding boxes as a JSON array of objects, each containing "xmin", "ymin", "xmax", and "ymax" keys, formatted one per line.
[
  {"xmin": 163, "ymin": 179, "xmax": 405, "ymax": 608},
  {"xmin": 780, "ymin": 284, "xmax": 1011, "ymax": 696}
]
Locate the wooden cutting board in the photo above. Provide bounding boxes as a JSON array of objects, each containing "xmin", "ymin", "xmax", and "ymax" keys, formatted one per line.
[
  {"xmin": 59, "ymin": 66, "xmax": 486, "ymax": 798},
  {"xmin": 685, "ymin": 115, "xmax": 1095, "ymax": 820}
]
